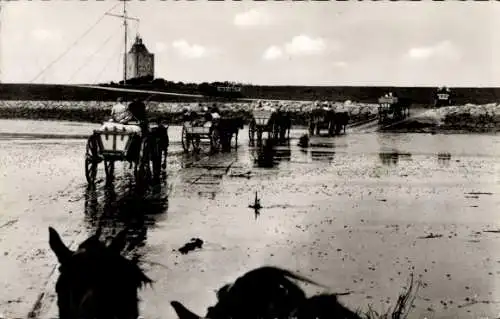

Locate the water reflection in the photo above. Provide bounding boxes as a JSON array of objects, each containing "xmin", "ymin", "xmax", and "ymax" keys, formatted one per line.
[
  {"xmin": 274, "ymin": 148, "xmax": 291, "ymax": 162},
  {"xmin": 437, "ymin": 152, "xmax": 452, "ymax": 167},
  {"xmin": 83, "ymin": 179, "xmax": 168, "ymax": 257},
  {"xmin": 250, "ymin": 140, "xmax": 291, "ymax": 168},
  {"xmin": 378, "ymin": 151, "xmax": 412, "ymax": 166},
  {"xmin": 179, "ymin": 152, "xmax": 204, "ymax": 169},
  {"xmin": 311, "ymin": 150, "xmax": 335, "ymax": 163}
]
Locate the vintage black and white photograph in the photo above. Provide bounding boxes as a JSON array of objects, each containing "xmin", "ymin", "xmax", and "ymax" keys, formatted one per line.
[{"xmin": 0, "ymin": 0, "xmax": 499, "ymax": 318}]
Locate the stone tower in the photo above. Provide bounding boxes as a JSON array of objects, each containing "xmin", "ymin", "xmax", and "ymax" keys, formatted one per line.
[{"xmin": 126, "ymin": 35, "xmax": 155, "ymax": 80}]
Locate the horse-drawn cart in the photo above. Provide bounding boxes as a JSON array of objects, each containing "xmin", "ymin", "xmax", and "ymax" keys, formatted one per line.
[
  {"xmin": 85, "ymin": 121, "xmax": 168, "ymax": 185},
  {"xmin": 434, "ymin": 87, "xmax": 451, "ymax": 107},
  {"xmin": 248, "ymin": 109, "xmax": 276, "ymax": 144},
  {"xmin": 181, "ymin": 121, "xmax": 220, "ymax": 153},
  {"xmin": 378, "ymin": 96, "xmax": 398, "ymax": 124},
  {"xmin": 181, "ymin": 115, "xmax": 244, "ymax": 153},
  {"xmin": 378, "ymin": 95, "xmax": 410, "ymax": 124}
]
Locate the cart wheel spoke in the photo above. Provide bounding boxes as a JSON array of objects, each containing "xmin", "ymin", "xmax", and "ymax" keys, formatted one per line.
[{"xmin": 85, "ymin": 135, "xmax": 99, "ymax": 184}]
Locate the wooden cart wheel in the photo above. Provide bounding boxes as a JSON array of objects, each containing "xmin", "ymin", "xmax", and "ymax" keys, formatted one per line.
[
  {"xmin": 85, "ymin": 134, "xmax": 99, "ymax": 184},
  {"xmin": 181, "ymin": 124, "xmax": 191, "ymax": 152},
  {"xmin": 104, "ymin": 160, "xmax": 114, "ymax": 184},
  {"xmin": 248, "ymin": 120, "xmax": 256, "ymax": 143},
  {"xmin": 210, "ymin": 128, "xmax": 221, "ymax": 152}
]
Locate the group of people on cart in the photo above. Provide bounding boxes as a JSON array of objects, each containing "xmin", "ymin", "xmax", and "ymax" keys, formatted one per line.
[
  {"xmin": 103, "ymin": 97, "xmax": 150, "ymax": 161},
  {"xmin": 182, "ymin": 103, "xmax": 221, "ymax": 127},
  {"xmin": 106, "ymin": 97, "xmax": 149, "ymax": 135}
]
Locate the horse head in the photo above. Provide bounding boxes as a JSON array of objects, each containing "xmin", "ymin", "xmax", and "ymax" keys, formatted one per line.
[{"xmin": 49, "ymin": 226, "xmax": 152, "ymax": 319}]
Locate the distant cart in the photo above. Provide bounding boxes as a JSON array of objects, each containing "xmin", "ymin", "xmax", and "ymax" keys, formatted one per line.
[
  {"xmin": 434, "ymin": 87, "xmax": 452, "ymax": 107},
  {"xmin": 378, "ymin": 95, "xmax": 410, "ymax": 124},
  {"xmin": 181, "ymin": 115, "xmax": 244, "ymax": 153},
  {"xmin": 248, "ymin": 109, "xmax": 277, "ymax": 144},
  {"xmin": 182, "ymin": 121, "xmax": 220, "ymax": 153}
]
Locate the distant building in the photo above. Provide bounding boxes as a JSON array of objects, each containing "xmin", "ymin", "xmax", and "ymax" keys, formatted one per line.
[
  {"xmin": 126, "ymin": 35, "xmax": 154, "ymax": 80},
  {"xmin": 217, "ymin": 82, "xmax": 242, "ymax": 93}
]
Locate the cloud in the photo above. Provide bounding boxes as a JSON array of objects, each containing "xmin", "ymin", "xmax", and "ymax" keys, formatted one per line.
[
  {"xmin": 155, "ymin": 42, "xmax": 167, "ymax": 53},
  {"xmin": 263, "ymin": 46, "xmax": 283, "ymax": 60},
  {"xmin": 332, "ymin": 61, "xmax": 348, "ymax": 68},
  {"xmin": 284, "ymin": 35, "xmax": 327, "ymax": 56},
  {"xmin": 31, "ymin": 28, "xmax": 61, "ymax": 42},
  {"xmin": 407, "ymin": 40, "xmax": 460, "ymax": 60},
  {"xmin": 172, "ymin": 40, "xmax": 210, "ymax": 59},
  {"xmin": 262, "ymin": 35, "xmax": 328, "ymax": 60},
  {"xmin": 234, "ymin": 9, "xmax": 271, "ymax": 27}
]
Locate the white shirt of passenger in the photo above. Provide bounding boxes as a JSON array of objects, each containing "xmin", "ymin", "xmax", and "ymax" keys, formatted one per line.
[{"xmin": 111, "ymin": 102, "xmax": 127, "ymax": 122}]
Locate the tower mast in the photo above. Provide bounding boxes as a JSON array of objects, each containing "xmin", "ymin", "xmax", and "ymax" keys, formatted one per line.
[
  {"xmin": 123, "ymin": 0, "xmax": 127, "ymax": 84},
  {"xmin": 105, "ymin": 1, "xmax": 139, "ymax": 86},
  {"xmin": 0, "ymin": 2, "xmax": 3, "ymax": 83}
]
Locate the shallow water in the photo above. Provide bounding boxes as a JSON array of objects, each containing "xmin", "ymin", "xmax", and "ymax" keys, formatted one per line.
[{"xmin": 1, "ymin": 119, "xmax": 500, "ymax": 318}]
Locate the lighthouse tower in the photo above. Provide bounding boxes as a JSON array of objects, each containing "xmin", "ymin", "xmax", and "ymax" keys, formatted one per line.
[{"xmin": 126, "ymin": 35, "xmax": 155, "ymax": 80}]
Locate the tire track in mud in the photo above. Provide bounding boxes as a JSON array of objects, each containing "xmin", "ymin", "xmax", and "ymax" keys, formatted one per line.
[{"xmin": 176, "ymin": 153, "xmax": 238, "ymax": 199}]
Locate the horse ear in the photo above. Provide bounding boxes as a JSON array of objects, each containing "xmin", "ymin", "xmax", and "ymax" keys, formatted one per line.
[
  {"xmin": 107, "ymin": 228, "xmax": 128, "ymax": 253},
  {"xmin": 49, "ymin": 227, "xmax": 72, "ymax": 264},
  {"xmin": 170, "ymin": 301, "xmax": 203, "ymax": 319}
]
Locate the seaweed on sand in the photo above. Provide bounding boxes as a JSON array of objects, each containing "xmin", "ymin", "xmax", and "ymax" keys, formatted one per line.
[{"xmin": 361, "ymin": 274, "xmax": 420, "ymax": 319}]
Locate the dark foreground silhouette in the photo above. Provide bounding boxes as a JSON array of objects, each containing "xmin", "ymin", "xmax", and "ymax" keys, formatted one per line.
[
  {"xmin": 171, "ymin": 266, "xmax": 363, "ymax": 319},
  {"xmin": 171, "ymin": 266, "xmax": 418, "ymax": 319},
  {"xmin": 48, "ymin": 227, "xmax": 417, "ymax": 319},
  {"xmin": 48, "ymin": 226, "xmax": 152, "ymax": 319}
]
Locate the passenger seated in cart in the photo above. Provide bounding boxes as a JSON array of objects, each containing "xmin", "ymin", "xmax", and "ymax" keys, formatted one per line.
[
  {"xmin": 182, "ymin": 107, "xmax": 196, "ymax": 122},
  {"xmin": 201, "ymin": 105, "xmax": 221, "ymax": 127},
  {"xmin": 210, "ymin": 104, "xmax": 221, "ymax": 120},
  {"xmin": 110, "ymin": 97, "xmax": 129, "ymax": 123}
]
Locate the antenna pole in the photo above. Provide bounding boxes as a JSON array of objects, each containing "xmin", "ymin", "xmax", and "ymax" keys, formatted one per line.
[
  {"xmin": 123, "ymin": 0, "xmax": 127, "ymax": 85},
  {"xmin": 0, "ymin": 2, "xmax": 2, "ymax": 83},
  {"xmin": 105, "ymin": 2, "xmax": 138, "ymax": 87}
]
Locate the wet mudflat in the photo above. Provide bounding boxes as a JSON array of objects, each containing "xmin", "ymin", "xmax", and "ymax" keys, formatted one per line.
[{"xmin": 1, "ymin": 119, "xmax": 500, "ymax": 318}]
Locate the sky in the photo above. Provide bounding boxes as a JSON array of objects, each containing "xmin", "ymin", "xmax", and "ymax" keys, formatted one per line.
[{"xmin": 1, "ymin": 1, "xmax": 500, "ymax": 87}]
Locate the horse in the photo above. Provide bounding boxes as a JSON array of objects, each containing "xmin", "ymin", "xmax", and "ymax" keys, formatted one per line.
[
  {"xmin": 170, "ymin": 266, "xmax": 361, "ymax": 319},
  {"xmin": 309, "ymin": 108, "xmax": 336, "ymax": 137},
  {"xmin": 334, "ymin": 111, "xmax": 350, "ymax": 135},
  {"xmin": 274, "ymin": 110, "xmax": 292, "ymax": 142},
  {"xmin": 150, "ymin": 122, "xmax": 169, "ymax": 170},
  {"xmin": 397, "ymin": 97, "xmax": 412, "ymax": 118},
  {"xmin": 216, "ymin": 116, "xmax": 245, "ymax": 152},
  {"xmin": 48, "ymin": 226, "xmax": 152, "ymax": 319}
]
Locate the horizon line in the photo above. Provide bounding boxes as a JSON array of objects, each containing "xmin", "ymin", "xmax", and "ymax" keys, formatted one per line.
[{"xmin": 1, "ymin": 82, "xmax": 499, "ymax": 89}]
